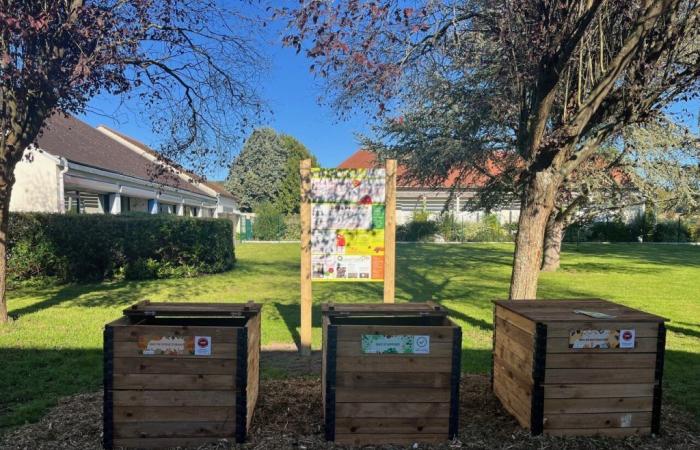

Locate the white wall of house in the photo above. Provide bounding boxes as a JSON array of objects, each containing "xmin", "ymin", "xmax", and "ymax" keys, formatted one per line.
[
  {"xmin": 10, "ymin": 149, "xmax": 63, "ymax": 213},
  {"xmin": 395, "ymin": 188, "xmax": 520, "ymax": 225}
]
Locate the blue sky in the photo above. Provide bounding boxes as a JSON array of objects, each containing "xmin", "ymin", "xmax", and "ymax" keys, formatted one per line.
[
  {"xmin": 81, "ymin": 38, "xmax": 373, "ymax": 180},
  {"xmin": 80, "ymin": 10, "xmax": 698, "ymax": 181}
]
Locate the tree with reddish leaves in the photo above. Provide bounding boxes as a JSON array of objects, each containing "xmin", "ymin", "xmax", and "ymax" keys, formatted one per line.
[
  {"xmin": 282, "ymin": 0, "xmax": 700, "ymax": 299},
  {"xmin": 0, "ymin": 0, "xmax": 263, "ymax": 322}
]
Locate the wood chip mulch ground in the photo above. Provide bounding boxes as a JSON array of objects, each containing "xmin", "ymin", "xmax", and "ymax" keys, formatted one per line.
[{"xmin": 1, "ymin": 374, "xmax": 698, "ymax": 450}]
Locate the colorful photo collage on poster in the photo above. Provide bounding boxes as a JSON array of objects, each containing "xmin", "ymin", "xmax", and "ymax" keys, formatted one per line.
[{"xmin": 310, "ymin": 168, "xmax": 386, "ymax": 281}]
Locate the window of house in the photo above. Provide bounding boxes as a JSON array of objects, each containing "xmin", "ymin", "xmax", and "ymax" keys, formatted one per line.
[
  {"xmin": 120, "ymin": 196, "xmax": 131, "ymax": 212},
  {"xmin": 64, "ymin": 191, "xmax": 100, "ymax": 214}
]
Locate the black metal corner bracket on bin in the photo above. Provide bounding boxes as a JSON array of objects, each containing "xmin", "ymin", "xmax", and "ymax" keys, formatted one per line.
[
  {"xmin": 652, "ymin": 322, "xmax": 666, "ymax": 435},
  {"xmin": 530, "ymin": 322, "xmax": 547, "ymax": 436},
  {"xmin": 235, "ymin": 327, "xmax": 249, "ymax": 443},
  {"xmin": 102, "ymin": 326, "xmax": 114, "ymax": 450},
  {"xmin": 324, "ymin": 324, "xmax": 338, "ymax": 441},
  {"xmin": 449, "ymin": 327, "xmax": 462, "ymax": 439}
]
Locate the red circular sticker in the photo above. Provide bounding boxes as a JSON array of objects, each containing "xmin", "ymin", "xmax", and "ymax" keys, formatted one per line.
[
  {"xmin": 198, "ymin": 337, "xmax": 209, "ymax": 348},
  {"xmin": 622, "ymin": 331, "xmax": 632, "ymax": 340}
]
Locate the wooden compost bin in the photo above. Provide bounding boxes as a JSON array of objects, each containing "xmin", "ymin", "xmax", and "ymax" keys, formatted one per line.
[
  {"xmin": 492, "ymin": 298, "xmax": 666, "ymax": 437},
  {"xmin": 322, "ymin": 302, "xmax": 462, "ymax": 446},
  {"xmin": 103, "ymin": 301, "xmax": 261, "ymax": 449}
]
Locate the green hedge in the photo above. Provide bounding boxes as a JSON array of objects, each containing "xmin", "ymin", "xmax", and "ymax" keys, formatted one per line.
[
  {"xmin": 565, "ymin": 217, "xmax": 696, "ymax": 243},
  {"xmin": 8, "ymin": 213, "xmax": 235, "ymax": 282}
]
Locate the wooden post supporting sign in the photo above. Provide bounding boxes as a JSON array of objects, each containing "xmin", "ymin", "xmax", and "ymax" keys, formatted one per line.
[{"xmin": 299, "ymin": 159, "xmax": 313, "ymax": 356}]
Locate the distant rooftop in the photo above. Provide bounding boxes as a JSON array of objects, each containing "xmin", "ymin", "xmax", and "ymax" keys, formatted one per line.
[{"xmin": 338, "ymin": 149, "xmax": 500, "ymax": 189}]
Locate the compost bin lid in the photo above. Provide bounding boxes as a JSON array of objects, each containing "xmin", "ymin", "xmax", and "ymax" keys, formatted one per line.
[
  {"xmin": 123, "ymin": 300, "xmax": 261, "ymax": 319},
  {"xmin": 322, "ymin": 301, "xmax": 447, "ymax": 317},
  {"xmin": 492, "ymin": 298, "xmax": 667, "ymax": 322}
]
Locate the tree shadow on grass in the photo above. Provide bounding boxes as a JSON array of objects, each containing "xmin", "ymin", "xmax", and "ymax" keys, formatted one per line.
[
  {"xmin": 563, "ymin": 243, "xmax": 700, "ymax": 268},
  {"xmin": 667, "ymin": 324, "xmax": 700, "ymax": 340},
  {"xmin": 7, "ymin": 255, "xmax": 302, "ymax": 320},
  {"xmin": 441, "ymin": 305, "xmax": 493, "ymax": 332},
  {"xmin": 398, "ymin": 243, "xmax": 515, "ymax": 269},
  {"xmin": 396, "ymin": 244, "xmax": 514, "ymax": 307},
  {"xmin": 230, "ymin": 258, "xmax": 299, "ymax": 277},
  {"xmin": 0, "ymin": 347, "xmax": 102, "ymax": 430},
  {"xmin": 560, "ymin": 262, "xmax": 660, "ymax": 275},
  {"xmin": 663, "ymin": 349, "xmax": 700, "ymax": 421},
  {"xmin": 8, "ymin": 281, "xmax": 151, "ymax": 320}
]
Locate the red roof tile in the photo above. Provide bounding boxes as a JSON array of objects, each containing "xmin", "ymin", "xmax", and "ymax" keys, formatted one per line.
[{"xmin": 338, "ymin": 149, "xmax": 501, "ymax": 188}]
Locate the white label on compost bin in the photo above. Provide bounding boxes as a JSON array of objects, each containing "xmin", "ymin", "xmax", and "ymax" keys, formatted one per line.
[
  {"xmin": 194, "ymin": 336, "xmax": 212, "ymax": 356},
  {"xmin": 361, "ymin": 335, "xmax": 430, "ymax": 354},
  {"xmin": 569, "ymin": 329, "xmax": 614, "ymax": 349},
  {"xmin": 619, "ymin": 329, "xmax": 636, "ymax": 349}
]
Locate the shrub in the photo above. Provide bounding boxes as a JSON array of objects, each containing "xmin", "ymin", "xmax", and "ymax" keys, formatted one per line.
[
  {"xmin": 282, "ymin": 214, "xmax": 301, "ymax": 240},
  {"xmin": 396, "ymin": 220, "xmax": 439, "ymax": 242},
  {"xmin": 8, "ymin": 213, "xmax": 235, "ymax": 282},
  {"xmin": 687, "ymin": 216, "xmax": 700, "ymax": 242},
  {"xmin": 397, "ymin": 213, "xmax": 513, "ymax": 242},
  {"xmin": 252, "ymin": 202, "xmax": 285, "ymax": 240},
  {"xmin": 588, "ymin": 220, "xmax": 634, "ymax": 242},
  {"xmin": 435, "ymin": 213, "xmax": 463, "ymax": 242},
  {"xmin": 462, "ymin": 214, "xmax": 512, "ymax": 242},
  {"xmin": 653, "ymin": 219, "xmax": 691, "ymax": 242},
  {"xmin": 412, "ymin": 208, "xmax": 431, "ymax": 223}
]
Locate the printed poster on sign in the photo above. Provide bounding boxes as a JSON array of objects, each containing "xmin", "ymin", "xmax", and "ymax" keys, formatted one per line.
[
  {"xmin": 568, "ymin": 329, "xmax": 636, "ymax": 349},
  {"xmin": 312, "ymin": 254, "xmax": 384, "ymax": 280},
  {"xmin": 312, "ymin": 229, "xmax": 385, "ymax": 256},
  {"xmin": 310, "ymin": 168, "xmax": 385, "ymax": 204},
  {"xmin": 310, "ymin": 168, "xmax": 386, "ymax": 282},
  {"xmin": 361, "ymin": 335, "xmax": 430, "ymax": 354}
]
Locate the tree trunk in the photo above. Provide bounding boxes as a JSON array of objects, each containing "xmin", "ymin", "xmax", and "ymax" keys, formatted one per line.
[
  {"xmin": 541, "ymin": 213, "xmax": 565, "ymax": 272},
  {"xmin": 0, "ymin": 185, "xmax": 9, "ymax": 323},
  {"xmin": 509, "ymin": 171, "xmax": 559, "ymax": 300},
  {"xmin": 0, "ymin": 113, "xmax": 44, "ymax": 323}
]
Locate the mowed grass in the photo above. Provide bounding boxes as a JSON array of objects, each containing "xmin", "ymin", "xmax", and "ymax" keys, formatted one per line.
[{"xmin": 0, "ymin": 242, "xmax": 698, "ymax": 430}]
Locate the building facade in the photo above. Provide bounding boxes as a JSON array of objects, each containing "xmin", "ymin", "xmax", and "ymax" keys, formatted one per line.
[
  {"xmin": 338, "ymin": 150, "xmax": 521, "ymax": 225},
  {"xmin": 10, "ymin": 115, "xmax": 241, "ymax": 227}
]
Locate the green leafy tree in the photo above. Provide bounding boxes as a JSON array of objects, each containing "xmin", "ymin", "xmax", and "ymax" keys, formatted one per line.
[
  {"xmin": 274, "ymin": 135, "xmax": 318, "ymax": 214},
  {"xmin": 225, "ymin": 128, "xmax": 288, "ymax": 212},
  {"xmin": 252, "ymin": 201, "xmax": 285, "ymax": 240}
]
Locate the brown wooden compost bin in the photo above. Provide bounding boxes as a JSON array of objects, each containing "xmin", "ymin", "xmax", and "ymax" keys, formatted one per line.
[
  {"xmin": 322, "ymin": 302, "xmax": 462, "ymax": 446},
  {"xmin": 492, "ymin": 298, "xmax": 666, "ymax": 437},
  {"xmin": 103, "ymin": 301, "xmax": 261, "ymax": 449}
]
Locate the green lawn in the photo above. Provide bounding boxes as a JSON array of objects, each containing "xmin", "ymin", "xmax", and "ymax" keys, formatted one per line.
[{"xmin": 0, "ymin": 242, "xmax": 699, "ymax": 430}]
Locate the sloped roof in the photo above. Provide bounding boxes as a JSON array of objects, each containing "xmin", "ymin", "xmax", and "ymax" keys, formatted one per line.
[
  {"xmin": 205, "ymin": 181, "xmax": 237, "ymax": 199},
  {"xmin": 339, "ymin": 149, "xmax": 632, "ymax": 190},
  {"xmin": 97, "ymin": 126, "xmax": 237, "ymax": 200},
  {"xmin": 35, "ymin": 114, "xmax": 208, "ymax": 197},
  {"xmin": 338, "ymin": 149, "xmax": 501, "ymax": 189}
]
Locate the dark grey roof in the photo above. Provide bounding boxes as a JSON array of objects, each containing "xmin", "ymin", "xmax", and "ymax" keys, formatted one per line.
[{"xmin": 36, "ymin": 114, "xmax": 210, "ymax": 196}]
